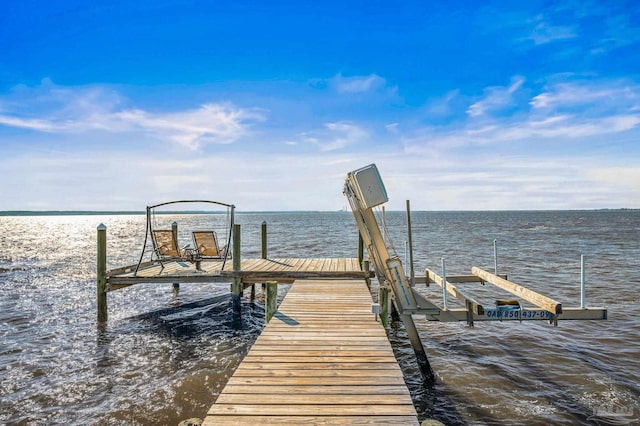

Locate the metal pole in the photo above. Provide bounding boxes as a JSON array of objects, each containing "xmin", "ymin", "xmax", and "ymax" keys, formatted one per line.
[
  {"xmin": 441, "ymin": 257, "xmax": 448, "ymax": 310},
  {"xmin": 358, "ymin": 232, "xmax": 364, "ymax": 268},
  {"xmin": 580, "ymin": 254, "xmax": 586, "ymax": 308},
  {"xmin": 382, "ymin": 206, "xmax": 386, "ymax": 230},
  {"xmin": 406, "ymin": 200, "xmax": 415, "ymax": 287},
  {"xmin": 232, "ymin": 223, "xmax": 242, "ymax": 315},
  {"xmin": 97, "ymin": 224, "xmax": 108, "ymax": 323},
  {"xmin": 400, "ymin": 314, "xmax": 435, "ymax": 383},
  {"xmin": 404, "ymin": 241, "xmax": 408, "ymax": 275},
  {"xmin": 172, "ymin": 221, "xmax": 179, "ymax": 293},
  {"xmin": 494, "ymin": 239, "xmax": 498, "ymax": 276}
]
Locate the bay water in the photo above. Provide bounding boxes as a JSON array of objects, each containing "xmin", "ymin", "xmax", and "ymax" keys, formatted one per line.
[{"xmin": 0, "ymin": 211, "xmax": 638, "ymax": 425}]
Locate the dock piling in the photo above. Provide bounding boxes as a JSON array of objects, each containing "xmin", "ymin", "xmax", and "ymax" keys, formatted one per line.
[
  {"xmin": 265, "ymin": 281, "xmax": 278, "ymax": 322},
  {"xmin": 362, "ymin": 259, "xmax": 370, "ymax": 289},
  {"xmin": 379, "ymin": 282, "xmax": 389, "ymax": 327},
  {"xmin": 97, "ymin": 224, "xmax": 108, "ymax": 323},
  {"xmin": 261, "ymin": 221, "xmax": 267, "ymax": 259}
]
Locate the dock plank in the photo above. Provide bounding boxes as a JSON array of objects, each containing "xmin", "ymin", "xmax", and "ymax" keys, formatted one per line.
[{"xmin": 204, "ymin": 415, "xmax": 419, "ymax": 425}]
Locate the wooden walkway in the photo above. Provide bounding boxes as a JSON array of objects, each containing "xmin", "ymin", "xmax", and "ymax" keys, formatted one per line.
[
  {"xmin": 203, "ymin": 279, "xmax": 419, "ymax": 425},
  {"xmin": 106, "ymin": 258, "xmax": 369, "ymax": 287}
]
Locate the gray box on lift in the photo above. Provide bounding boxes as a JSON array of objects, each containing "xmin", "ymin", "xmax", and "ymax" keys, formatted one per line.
[{"xmin": 351, "ymin": 164, "xmax": 389, "ymax": 209}]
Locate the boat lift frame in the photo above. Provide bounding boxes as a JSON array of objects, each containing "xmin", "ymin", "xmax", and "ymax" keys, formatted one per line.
[{"xmin": 344, "ymin": 164, "xmax": 607, "ymax": 381}]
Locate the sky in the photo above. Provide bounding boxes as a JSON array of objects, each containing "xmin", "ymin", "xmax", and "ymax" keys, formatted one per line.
[{"xmin": 1, "ymin": 0, "xmax": 639, "ymax": 211}]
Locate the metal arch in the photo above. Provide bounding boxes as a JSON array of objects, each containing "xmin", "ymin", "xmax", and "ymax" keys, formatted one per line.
[{"xmin": 134, "ymin": 200, "xmax": 235, "ymax": 275}]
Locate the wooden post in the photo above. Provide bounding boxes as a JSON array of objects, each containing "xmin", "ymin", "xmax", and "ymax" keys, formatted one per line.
[
  {"xmin": 97, "ymin": 224, "xmax": 108, "ymax": 323},
  {"xmin": 171, "ymin": 221, "xmax": 178, "ymax": 247},
  {"xmin": 265, "ymin": 281, "xmax": 278, "ymax": 322},
  {"xmin": 232, "ymin": 223, "xmax": 242, "ymax": 314},
  {"xmin": 362, "ymin": 259, "xmax": 371, "ymax": 289},
  {"xmin": 357, "ymin": 232, "xmax": 364, "ymax": 268},
  {"xmin": 261, "ymin": 221, "xmax": 267, "ymax": 259},
  {"xmin": 378, "ymin": 283, "xmax": 389, "ymax": 327}
]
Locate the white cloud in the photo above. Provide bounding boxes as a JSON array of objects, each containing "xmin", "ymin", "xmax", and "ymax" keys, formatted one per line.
[
  {"xmin": 530, "ymin": 81, "xmax": 640, "ymax": 111},
  {"xmin": 0, "ymin": 81, "xmax": 265, "ymax": 149},
  {"xmin": 114, "ymin": 103, "xmax": 264, "ymax": 148},
  {"xmin": 298, "ymin": 121, "xmax": 369, "ymax": 152},
  {"xmin": 330, "ymin": 74, "xmax": 387, "ymax": 94},
  {"xmin": 467, "ymin": 76, "xmax": 525, "ymax": 117}
]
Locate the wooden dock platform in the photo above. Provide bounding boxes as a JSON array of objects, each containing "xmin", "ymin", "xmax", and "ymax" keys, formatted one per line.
[
  {"xmin": 106, "ymin": 258, "xmax": 369, "ymax": 288},
  {"xmin": 203, "ymin": 279, "xmax": 419, "ymax": 425}
]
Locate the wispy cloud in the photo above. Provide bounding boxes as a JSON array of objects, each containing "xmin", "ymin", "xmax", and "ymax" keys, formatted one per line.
[
  {"xmin": 406, "ymin": 76, "xmax": 640, "ymax": 155},
  {"xmin": 467, "ymin": 76, "xmax": 525, "ymax": 117},
  {"xmin": 322, "ymin": 121, "xmax": 368, "ymax": 151},
  {"xmin": 330, "ymin": 74, "xmax": 388, "ymax": 94},
  {"xmin": 530, "ymin": 79, "xmax": 640, "ymax": 118},
  {"xmin": 527, "ymin": 14, "xmax": 577, "ymax": 45},
  {"xmin": 298, "ymin": 121, "xmax": 368, "ymax": 152},
  {"xmin": 0, "ymin": 81, "xmax": 265, "ymax": 149}
]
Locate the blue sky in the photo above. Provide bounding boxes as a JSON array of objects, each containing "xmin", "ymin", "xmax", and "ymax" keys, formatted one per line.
[{"xmin": 1, "ymin": 0, "xmax": 639, "ymax": 211}]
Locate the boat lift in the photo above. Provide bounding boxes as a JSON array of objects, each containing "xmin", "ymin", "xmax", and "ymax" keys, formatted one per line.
[{"xmin": 343, "ymin": 164, "xmax": 607, "ymax": 380}]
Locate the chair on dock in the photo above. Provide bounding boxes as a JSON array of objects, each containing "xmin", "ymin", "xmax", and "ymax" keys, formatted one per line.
[
  {"xmin": 152, "ymin": 230, "xmax": 193, "ymax": 262},
  {"xmin": 192, "ymin": 231, "xmax": 227, "ymax": 259}
]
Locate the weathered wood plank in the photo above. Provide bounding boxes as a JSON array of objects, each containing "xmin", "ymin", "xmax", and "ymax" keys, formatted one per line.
[
  {"xmin": 203, "ymin": 415, "xmax": 419, "ymax": 425},
  {"xmin": 231, "ymin": 368, "xmax": 404, "ymax": 378},
  {"xmin": 236, "ymin": 362, "xmax": 402, "ymax": 371},
  {"xmin": 207, "ymin": 404, "xmax": 417, "ymax": 416},
  {"xmin": 215, "ymin": 394, "xmax": 413, "ymax": 405},
  {"xmin": 242, "ymin": 356, "xmax": 399, "ymax": 363},
  {"xmin": 472, "ymin": 266, "xmax": 562, "ymax": 314},
  {"xmin": 218, "ymin": 385, "xmax": 411, "ymax": 395}
]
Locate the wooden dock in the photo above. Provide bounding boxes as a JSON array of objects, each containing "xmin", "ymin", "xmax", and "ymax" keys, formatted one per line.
[
  {"xmin": 203, "ymin": 279, "xmax": 419, "ymax": 425},
  {"xmin": 106, "ymin": 258, "xmax": 369, "ymax": 288}
]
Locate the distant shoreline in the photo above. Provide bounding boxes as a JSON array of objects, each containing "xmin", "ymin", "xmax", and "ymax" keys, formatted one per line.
[{"xmin": 0, "ymin": 208, "xmax": 637, "ymax": 217}]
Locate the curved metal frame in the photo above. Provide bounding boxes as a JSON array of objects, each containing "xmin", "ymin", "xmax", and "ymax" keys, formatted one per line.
[{"xmin": 134, "ymin": 200, "xmax": 235, "ymax": 275}]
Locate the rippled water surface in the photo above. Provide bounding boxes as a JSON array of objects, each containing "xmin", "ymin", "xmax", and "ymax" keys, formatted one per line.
[{"xmin": 1, "ymin": 210, "xmax": 638, "ymax": 425}]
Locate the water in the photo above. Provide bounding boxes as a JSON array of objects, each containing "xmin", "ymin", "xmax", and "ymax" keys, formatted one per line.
[{"xmin": 1, "ymin": 211, "xmax": 638, "ymax": 425}]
